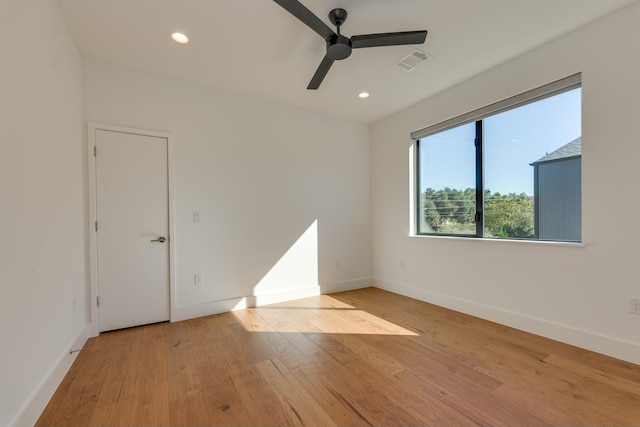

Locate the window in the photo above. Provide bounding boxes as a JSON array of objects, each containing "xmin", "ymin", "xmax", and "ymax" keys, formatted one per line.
[{"xmin": 414, "ymin": 74, "xmax": 581, "ymax": 242}]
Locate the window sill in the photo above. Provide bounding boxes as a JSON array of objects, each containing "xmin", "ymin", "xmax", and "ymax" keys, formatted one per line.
[{"xmin": 409, "ymin": 233, "xmax": 585, "ymax": 248}]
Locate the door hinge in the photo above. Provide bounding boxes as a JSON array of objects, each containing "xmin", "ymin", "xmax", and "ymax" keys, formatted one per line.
[
  {"xmin": 96, "ymin": 296, "xmax": 100, "ymax": 307},
  {"xmin": 93, "ymin": 146, "xmax": 97, "ymax": 157},
  {"xmin": 95, "ymin": 221, "xmax": 98, "ymax": 232}
]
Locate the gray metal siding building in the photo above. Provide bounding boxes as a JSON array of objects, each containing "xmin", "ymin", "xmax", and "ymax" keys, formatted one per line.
[{"xmin": 531, "ymin": 137, "xmax": 582, "ymax": 242}]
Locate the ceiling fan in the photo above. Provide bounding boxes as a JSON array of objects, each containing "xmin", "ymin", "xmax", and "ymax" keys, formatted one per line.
[{"xmin": 273, "ymin": 0, "xmax": 428, "ymax": 90}]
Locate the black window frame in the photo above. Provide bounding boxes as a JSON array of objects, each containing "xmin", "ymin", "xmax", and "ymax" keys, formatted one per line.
[{"xmin": 413, "ymin": 74, "xmax": 582, "ymax": 242}]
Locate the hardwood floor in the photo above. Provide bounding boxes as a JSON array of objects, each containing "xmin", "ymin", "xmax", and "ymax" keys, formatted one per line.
[{"xmin": 37, "ymin": 287, "xmax": 640, "ymax": 426}]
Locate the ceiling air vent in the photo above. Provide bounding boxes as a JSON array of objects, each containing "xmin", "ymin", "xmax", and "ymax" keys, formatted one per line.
[{"xmin": 395, "ymin": 49, "xmax": 430, "ymax": 72}]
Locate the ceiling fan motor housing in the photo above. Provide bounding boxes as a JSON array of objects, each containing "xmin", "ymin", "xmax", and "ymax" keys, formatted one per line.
[{"xmin": 327, "ymin": 35, "xmax": 352, "ymax": 60}]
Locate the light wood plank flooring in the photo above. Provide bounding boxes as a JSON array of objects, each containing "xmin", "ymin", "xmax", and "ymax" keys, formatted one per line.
[{"xmin": 37, "ymin": 287, "xmax": 640, "ymax": 426}]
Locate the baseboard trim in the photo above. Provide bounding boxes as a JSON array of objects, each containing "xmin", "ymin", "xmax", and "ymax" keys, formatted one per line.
[
  {"xmin": 373, "ymin": 278, "xmax": 640, "ymax": 365},
  {"xmin": 172, "ymin": 279, "xmax": 371, "ymax": 322},
  {"xmin": 320, "ymin": 278, "xmax": 371, "ymax": 294},
  {"xmin": 10, "ymin": 325, "xmax": 89, "ymax": 427}
]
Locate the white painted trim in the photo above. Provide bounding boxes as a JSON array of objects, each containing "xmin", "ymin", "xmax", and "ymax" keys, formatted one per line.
[
  {"xmin": 87, "ymin": 123, "xmax": 176, "ymax": 336},
  {"xmin": 373, "ymin": 278, "xmax": 640, "ymax": 365},
  {"xmin": 9, "ymin": 326, "xmax": 89, "ymax": 427},
  {"xmin": 408, "ymin": 233, "xmax": 586, "ymax": 248},
  {"xmin": 320, "ymin": 278, "xmax": 371, "ymax": 295},
  {"xmin": 87, "ymin": 123, "xmax": 99, "ymax": 336},
  {"xmin": 172, "ymin": 279, "xmax": 370, "ymax": 322},
  {"xmin": 408, "ymin": 138, "xmax": 418, "ymax": 236},
  {"xmin": 167, "ymin": 134, "xmax": 177, "ymax": 324}
]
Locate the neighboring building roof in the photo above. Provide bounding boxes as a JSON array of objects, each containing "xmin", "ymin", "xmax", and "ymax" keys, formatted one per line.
[{"xmin": 532, "ymin": 137, "xmax": 581, "ymax": 164}]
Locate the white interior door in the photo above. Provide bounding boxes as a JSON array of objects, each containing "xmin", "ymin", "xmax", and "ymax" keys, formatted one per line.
[{"xmin": 95, "ymin": 129, "xmax": 170, "ymax": 332}]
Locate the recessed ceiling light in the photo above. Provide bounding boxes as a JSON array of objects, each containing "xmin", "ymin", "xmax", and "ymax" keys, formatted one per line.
[
  {"xmin": 358, "ymin": 92, "xmax": 370, "ymax": 99},
  {"xmin": 171, "ymin": 32, "xmax": 189, "ymax": 44}
]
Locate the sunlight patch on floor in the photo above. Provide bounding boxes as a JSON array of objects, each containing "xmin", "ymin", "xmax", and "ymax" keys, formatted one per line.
[{"xmin": 232, "ymin": 295, "xmax": 418, "ymax": 336}]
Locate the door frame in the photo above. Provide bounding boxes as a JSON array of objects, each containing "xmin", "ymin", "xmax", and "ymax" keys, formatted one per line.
[{"xmin": 87, "ymin": 122, "xmax": 176, "ymax": 337}]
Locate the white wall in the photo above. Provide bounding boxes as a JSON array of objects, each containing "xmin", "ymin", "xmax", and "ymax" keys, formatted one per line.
[
  {"xmin": 82, "ymin": 59, "xmax": 371, "ymax": 321},
  {"xmin": 371, "ymin": 2, "xmax": 640, "ymax": 364},
  {"xmin": 0, "ymin": 1, "xmax": 87, "ymax": 426},
  {"xmin": 6, "ymin": 1, "xmax": 638, "ymax": 423}
]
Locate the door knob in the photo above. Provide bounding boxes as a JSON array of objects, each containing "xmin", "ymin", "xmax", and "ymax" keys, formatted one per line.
[{"xmin": 150, "ymin": 236, "xmax": 166, "ymax": 243}]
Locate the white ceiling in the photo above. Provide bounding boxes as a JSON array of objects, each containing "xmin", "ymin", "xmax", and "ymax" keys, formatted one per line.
[{"xmin": 57, "ymin": 0, "xmax": 637, "ymax": 123}]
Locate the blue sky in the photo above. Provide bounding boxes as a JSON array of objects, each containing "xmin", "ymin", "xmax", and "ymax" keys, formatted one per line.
[{"xmin": 419, "ymin": 88, "xmax": 581, "ymax": 196}]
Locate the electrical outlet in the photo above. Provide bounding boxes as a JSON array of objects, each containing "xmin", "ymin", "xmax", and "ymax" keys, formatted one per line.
[
  {"xmin": 72, "ymin": 297, "xmax": 77, "ymax": 312},
  {"xmin": 336, "ymin": 260, "xmax": 341, "ymax": 269},
  {"xmin": 400, "ymin": 261, "xmax": 405, "ymax": 271},
  {"xmin": 630, "ymin": 298, "xmax": 640, "ymax": 315}
]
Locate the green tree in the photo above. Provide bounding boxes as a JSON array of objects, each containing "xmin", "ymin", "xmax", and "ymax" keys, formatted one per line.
[
  {"xmin": 454, "ymin": 188, "xmax": 475, "ymax": 224},
  {"xmin": 422, "ymin": 194, "xmax": 440, "ymax": 230},
  {"xmin": 433, "ymin": 188, "xmax": 455, "ymax": 224},
  {"xmin": 422, "ymin": 187, "xmax": 534, "ymax": 238},
  {"xmin": 484, "ymin": 192, "xmax": 534, "ymax": 238}
]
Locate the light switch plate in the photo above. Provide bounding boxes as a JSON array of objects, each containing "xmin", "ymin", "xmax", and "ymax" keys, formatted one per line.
[{"xmin": 194, "ymin": 273, "xmax": 203, "ymax": 286}]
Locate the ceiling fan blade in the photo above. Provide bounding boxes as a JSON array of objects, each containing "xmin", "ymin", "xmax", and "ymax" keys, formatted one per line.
[
  {"xmin": 307, "ymin": 55, "xmax": 335, "ymax": 90},
  {"xmin": 273, "ymin": 0, "xmax": 336, "ymax": 40},
  {"xmin": 351, "ymin": 30, "xmax": 427, "ymax": 49}
]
